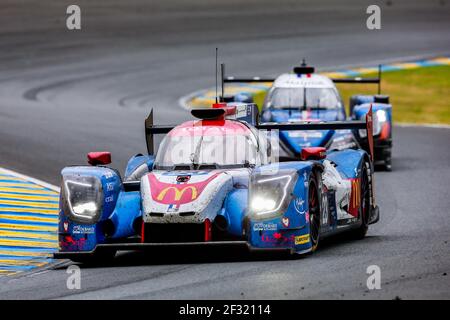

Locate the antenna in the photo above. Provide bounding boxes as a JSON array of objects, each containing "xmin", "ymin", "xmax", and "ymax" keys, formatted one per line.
[
  {"xmin": 215, "ymin": 48, "xmax": 218, "ymax": 103},
  {"xmin": 301, "ymin": 58, "xmax": 307, "ymax": 67},
  {"xmin": 221, "ymin": 63, "xmax": 225, "ymax": 102}
]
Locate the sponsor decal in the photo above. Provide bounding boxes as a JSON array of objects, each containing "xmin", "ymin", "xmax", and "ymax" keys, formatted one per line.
[
  {"xmin": 295, "ymin": 234, "xmax": 310, "ymax": 245},
  {"xmin": 236, "ymin": 108, "xmax": 248, "ymax": 118},
  {"xmin": 303, "ymin": 172, "xmax": 308, "ymax": 187},
  {"xmin": 288, "ymin": 131, "xmax": 323, "ymax": 139},
  {"xmin": 348, "ymin": 178, "xmax": 361, "ymax": 217},
  {"xmin": 261, "ymin": 233, "xmax": 295, "ymax": 245},
  {"xmin": 63, "ymin": 222, "xmax": 69, "ymax": 232},
  {"xmin": 60, "ymin": 235, "xmax": 86, "ymax": 251},
  {"xmin": 167, "ymin": 203, "xmax": 180, "ymax": 212},
  {"xmin": 299, "ymin": 142, "xmax": 312, "ymax": 147},
  {"xmin": 176, "ymin": 175, "xmax": 191, "ymax": 183},
  {"xmin": 294, "ymin": 197, "xmax": 305, "ymax": 214},
  {"xmin": 148, "ymin": 173, "xmax": 219, "ymax": 205},
  {"xmin": 305, "ymin": 211, "xmax": 310, "ymax": 223},
  {"xmin": 158, "ymin": 186, "xmax": 198, "ymax": 202},
  {"xmin": 253, "ymin": 222, "xmax": 277, "ymax": 231},
  {"xmin": 72, "ymin": 225, "xmax": 95, "ymax": 234},
  {"xmin": 106, "ymin": 182, "xmax": 114, "ymax": 191},
  {"xmin": 281, "ymin": 217, "xmax": 290, "ymax": 228},
  {"xmin": 104, "ymin": 171, "xmax": 114, "ymax": 179},
  {"xmin": 105, "ymin": 195, "xmax": 114, "ymax": 203}
]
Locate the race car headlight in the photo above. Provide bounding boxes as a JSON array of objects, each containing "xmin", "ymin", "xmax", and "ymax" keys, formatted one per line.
[
  {"xmin": 359, "ymin": 109, "xmax": 386, "ymax": 137},
  {"xmin": 62, "ymin": 175, "xmax": 103, "ymax": 224},
  {"xmin": 249, "ymin": 170, "xmax": 297, "ymax": 219}
]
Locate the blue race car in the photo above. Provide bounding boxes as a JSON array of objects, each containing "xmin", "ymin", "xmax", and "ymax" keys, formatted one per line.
[
  {"xmin": 54, "ymin": 102, "xmax": 379, "ymax": 263},
  {"xmin": 224, "ymin": 63, "xmax": 393, "ymax": 171}
]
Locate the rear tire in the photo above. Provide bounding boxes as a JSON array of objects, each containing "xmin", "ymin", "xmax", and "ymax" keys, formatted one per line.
[{"xmin": 382, "ymin": 148, "xmax": 392, "ymax": 171}]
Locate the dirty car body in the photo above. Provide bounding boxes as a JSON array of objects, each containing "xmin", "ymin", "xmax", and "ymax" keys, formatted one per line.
[{"xmin": 55, "ymin": 102, "xmax": 380, "ymax": 263}]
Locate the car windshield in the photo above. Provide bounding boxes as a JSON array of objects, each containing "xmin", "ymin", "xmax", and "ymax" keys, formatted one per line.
[
  {"xmin": 264, "ymin": 87, "xmax": 339, "ymax": 110},
  {"xmin": 154, "ymin": 131, "xmax": 258, "ymax": 170}
]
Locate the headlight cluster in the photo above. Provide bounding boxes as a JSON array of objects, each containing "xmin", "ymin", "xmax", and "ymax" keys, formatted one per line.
[
  {"xmin": 359, "ymin": 109, "xmax": 387, "ymax": 138},
  {"xmin": 249, "ymin": 170, "xmax": 297, "ymax": 219},
  {"xmin": 62, "ymin": 175, "xmax": 103, "ymax": 224}
]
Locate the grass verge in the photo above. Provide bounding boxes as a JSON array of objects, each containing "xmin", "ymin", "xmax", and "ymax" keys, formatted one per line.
[{"xmin": 254, "ymin": 65, "xmax": 450, "ymax": 125}]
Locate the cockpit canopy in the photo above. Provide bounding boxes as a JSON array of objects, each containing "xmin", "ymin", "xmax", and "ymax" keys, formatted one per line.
[
  {"xmin": 153, "ymin": 120, "xmax": 269, "ymax": 170},
  {"xmin": 263, "ymin": 87, "xmax": 341, "ymax": 110}
]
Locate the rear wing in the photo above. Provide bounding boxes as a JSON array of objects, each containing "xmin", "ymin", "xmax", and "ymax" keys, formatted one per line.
[
  {"xmin": 144, "ymin": 109, "xmax": 176, "ymax": 154},
  {"xmin": 224, "ymin": 64, "xmax": 382, "ymax": 94},
  {"xmin": 145, "ymin": 105, "xmax": 375, "ymax": 161},
  {"xmin": 224, "ymin": 77, "xmax": 275, "ymax": 83},
  {"xmin": 256, "ymin": 105, "xmax": 375, "ymax": 161},
  {"xmin": 330, "ymin": 65, "xmax": 382, "ymax": 94}
]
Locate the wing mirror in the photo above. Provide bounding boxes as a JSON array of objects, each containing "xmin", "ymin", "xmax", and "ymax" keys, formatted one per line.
[
  {"xmin": 87, "ymin": 151, "xmax": 111, "ymax": 166},
  {"xmin": 300, "ymin": 147, "xmax": 326, "ymax": 161}
]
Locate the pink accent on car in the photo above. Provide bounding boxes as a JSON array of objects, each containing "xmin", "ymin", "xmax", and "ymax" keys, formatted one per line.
[
  {"xmin": 168, "ymin": 120, "xmax": 252, "ymax": 137},
  {"xmin": 147, "ymin": 172, "xmax": 220, "ymax": 205}
]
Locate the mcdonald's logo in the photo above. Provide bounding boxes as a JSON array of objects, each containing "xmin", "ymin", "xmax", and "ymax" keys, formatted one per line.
[
  {"xmin": 147, "ymin": 172, "xmax": 220, "ymax": 205},
  {"xmin": 157, "ymin": 186, "xmax": 198, "ymax": 202}
]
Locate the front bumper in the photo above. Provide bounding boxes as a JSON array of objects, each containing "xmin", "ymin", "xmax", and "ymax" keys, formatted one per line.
[{"xmin": 53, "ymin": 241, "xmax": 293, "ymax": 259}]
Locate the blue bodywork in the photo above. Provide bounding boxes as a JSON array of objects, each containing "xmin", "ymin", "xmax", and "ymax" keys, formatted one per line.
[
  {"xmin": 353, "ymin": 102, "xmax": 392, "ymax": 125},
  {"xmin": 261, "ymin": 97, "xmax": 392, "ymax": 157},
  {"xmin": 58, "ymin": 149, "xmax": 367, "ymax": 255},
  {"xmin": 57, "ymin": 102, "xmax": 372, "ymax": 257}
]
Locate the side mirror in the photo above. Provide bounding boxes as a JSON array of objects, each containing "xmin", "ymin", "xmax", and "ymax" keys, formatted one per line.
[
  {"xmin": 301, "ymin": 147, "xmax": 326, "ymax": 161},
  {"xmin": 87, "ymin": 151, "xmax": 111, "ymax": 166}
]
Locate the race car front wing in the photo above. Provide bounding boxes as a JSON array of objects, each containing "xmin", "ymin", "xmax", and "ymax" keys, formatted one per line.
[{"xmin": 53, "ymin": 241, "xmax": 294, "ymax": 259}]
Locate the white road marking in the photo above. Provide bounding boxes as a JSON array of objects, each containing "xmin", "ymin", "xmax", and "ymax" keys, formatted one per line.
[
  {"xmin": 395, "ymin": 123, "xmax": 450, "ymax": 129},
  {"xmin": 178, "ymin": 88, "xmax": 210, "ymax": 110}
]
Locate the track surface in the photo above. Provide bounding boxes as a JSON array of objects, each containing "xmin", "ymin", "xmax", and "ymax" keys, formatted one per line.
[{"xmin": 0, "ymin": 0, "xmax": 449, "ymax": 299}]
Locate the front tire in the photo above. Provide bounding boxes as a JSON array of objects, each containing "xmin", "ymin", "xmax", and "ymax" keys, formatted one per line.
[{"xmin": 308, "ymin": 172, "xmax": 321, "ymax": 252}]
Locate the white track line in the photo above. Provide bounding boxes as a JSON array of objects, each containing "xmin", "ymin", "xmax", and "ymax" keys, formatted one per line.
[
  {"xmin": 178, "ymin": 88, "xmax": 210, "ymax": 110},
  {"xmin": 0, "ymin": 167, "xmax": 60, "ymax": 192},
  {"xmin": 395, "ymin": 123, "xmax": 450, "ymax": 129}
]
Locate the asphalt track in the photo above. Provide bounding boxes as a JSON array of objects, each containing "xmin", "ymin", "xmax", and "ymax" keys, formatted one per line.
[{"xmin": 0, "ymin": 0, "xmax": 449, "ymax": 299}]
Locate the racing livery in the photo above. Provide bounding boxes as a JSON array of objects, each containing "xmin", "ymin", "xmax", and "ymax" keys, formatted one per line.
[
  {"xmin": 224, "ymin": 63, "xmax": 393, "ymax": 170},
  {"xmin": 55, "ymin": 102, "xmax": 380, "ymax": 263}
]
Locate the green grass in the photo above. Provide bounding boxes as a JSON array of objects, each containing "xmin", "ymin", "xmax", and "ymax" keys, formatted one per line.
[
  {"xmin": 337, "ymin": 65, "xmax": 450, "ymax": 124},
  {"xmin": 253, "ymin": 90, "xmax": 267, "ymax": 112},
  {"xmin": 253, "ymin": 65, "xmax": 450, "ymax": 124}
]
